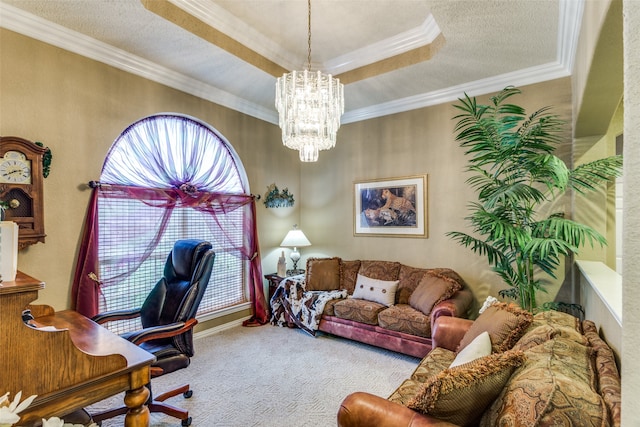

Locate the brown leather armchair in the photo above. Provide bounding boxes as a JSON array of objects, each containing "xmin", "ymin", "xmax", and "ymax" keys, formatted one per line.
[
  {"xmin": 337, "ymin": 392, "xmax": 459, "ymax": 427},
  {"xmin": 337, "ymin": 316, "xmax": 475, "ymax": 427},
  {"xmin": 91, "ymin": 239, "xmax": 215, "ymax": 427}
]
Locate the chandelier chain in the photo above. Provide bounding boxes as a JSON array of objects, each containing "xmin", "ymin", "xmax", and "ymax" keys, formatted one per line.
[{"xmin": 307, "ymin": 0, "xmax": 312, "ymax": 71}]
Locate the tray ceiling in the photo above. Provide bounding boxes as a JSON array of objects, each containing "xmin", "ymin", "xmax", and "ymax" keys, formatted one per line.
[{"xmin": 0, "ymin": 0, "xmax": 582, "ymax": 124}]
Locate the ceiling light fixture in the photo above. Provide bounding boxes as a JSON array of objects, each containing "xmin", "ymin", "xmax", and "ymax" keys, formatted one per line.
[{"xmin": 275, "ymin": 0, "xmax": 344, "ymax": 162}]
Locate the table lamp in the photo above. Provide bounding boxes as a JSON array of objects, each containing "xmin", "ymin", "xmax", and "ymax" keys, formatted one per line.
[{"xmin": 280, "ymin": 224, "xmax": 311, "ymax": 275}]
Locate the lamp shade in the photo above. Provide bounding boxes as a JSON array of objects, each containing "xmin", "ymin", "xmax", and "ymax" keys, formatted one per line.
[{"xmin": 280, "ymin": 228, "xmax": 311, "ymax": 248}]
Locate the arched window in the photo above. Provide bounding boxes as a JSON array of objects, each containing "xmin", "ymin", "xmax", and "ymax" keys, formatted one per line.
[{"xmin": 72, "ymin": 114, "xmax": 267, "ymax": 332}]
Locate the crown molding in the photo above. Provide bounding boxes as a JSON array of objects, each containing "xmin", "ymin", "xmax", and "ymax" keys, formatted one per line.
[
  {"xmin": 0, "ymin": 0, "xmax": 582, "ymax": 127},
  {"xmin": 557, "ymin": 0, "xmax": 584, "ymax": 73},
  {"xmin": 0, "ymin": 2, "xmax": 277, "ymax": 123},
  {"xmin": 341, "ymin": 62, "xmax": 571, "ymax": 124}
]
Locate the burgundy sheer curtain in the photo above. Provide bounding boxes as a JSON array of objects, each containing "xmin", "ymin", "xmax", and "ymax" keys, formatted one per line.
[{"xmin": 71, "ymin": 114, "xmax": 268, "ymax": 325}]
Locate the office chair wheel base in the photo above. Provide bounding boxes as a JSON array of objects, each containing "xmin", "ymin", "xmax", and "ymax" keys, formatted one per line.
[
  {"xmin": 183, "ymin": 390, "xmax": 193, "ymax": 399},
  {"xmin": 181, "ymin": 416, "xmax": 192, "ymax": 426}
]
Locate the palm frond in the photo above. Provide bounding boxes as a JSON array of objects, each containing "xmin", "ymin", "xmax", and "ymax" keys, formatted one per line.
[
  {"xmin": 480, "ymin": 181, "xmax": 547, "ymax": 210},
  {"xmin": 498, "ymin": 288, "xmax": 519, "ymax": 300},
  {"xmin": 569, "ymin": 156, "xmax": 623, "ymax": 194},
  {"xmin": 490, "ymin": 86, "xmax": 521, "ymax": 105},
  {"xmin": 527, "ymin": 154, "xmax": 570, "ymax": 193},
  {"xmin": 523, "ymin": 237, "xmax": 571, "ymax": 273},
  {"xmin": 466, "ymin": 209, "xmax": 531, "ymax": 251},
  {"xmin": 493, "ymin": 264, "xmax": 521, "ymax": 290},
  {"xmin": 445, "ymin": 231, "xmax": 507, "ymax": 265},
  {"xmin": 533, "ymin": 216, "xmax": 607, "ymax": 249},
  {"xmin": 517, "ymin": 107, "xmax": 565, "ymax": 149}
]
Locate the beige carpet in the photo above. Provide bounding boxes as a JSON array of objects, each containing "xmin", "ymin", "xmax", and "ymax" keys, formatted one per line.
[{"xmin": 88, "ymin": 324, "xmax": 419, "ymax": 426}]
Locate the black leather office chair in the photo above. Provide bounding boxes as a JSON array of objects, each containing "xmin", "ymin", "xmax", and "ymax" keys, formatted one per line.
[{"xmin": 91, "ymin": 239, "xmax": 215, "ymax": 427}]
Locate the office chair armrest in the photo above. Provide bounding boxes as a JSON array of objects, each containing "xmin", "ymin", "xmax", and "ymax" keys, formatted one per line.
[
  {"xmin": 92, "ymin": 308, "xmax": 142, "ymax": 325},
  {"xmin": 124, "ymin": 318, "xmax": 198, "ymax": 345}
]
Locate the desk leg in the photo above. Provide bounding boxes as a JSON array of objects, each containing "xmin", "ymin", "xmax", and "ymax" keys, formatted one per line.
[{"xmin": 124, "ymin": 385, "xmax": 150, "ymax": 427}]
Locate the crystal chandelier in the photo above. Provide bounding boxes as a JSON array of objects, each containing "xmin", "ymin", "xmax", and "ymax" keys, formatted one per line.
[{"xmin": 275, "ymin": 0, "xmax": 344, "ymax": 162}]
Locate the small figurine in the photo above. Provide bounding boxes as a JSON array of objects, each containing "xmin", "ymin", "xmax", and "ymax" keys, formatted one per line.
[{"xmin": 277, "ymin": 251, "xmax": 287, "ymax": 277}]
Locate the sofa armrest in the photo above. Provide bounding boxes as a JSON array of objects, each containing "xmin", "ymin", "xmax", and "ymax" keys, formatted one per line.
[
  {"xmin": 429, "ymin": 288, "xmax": 473, "ymax": 339},
  {"xmin": 430, "ymin": 288, "xmax": 473, "ymax": 322},
  {"xmin": 338, "ymin": 392, "xmax": 459, "ymax": 427},
  {"xmin": 432, "ymin": 316, "xmax": 473, "ymax": 352}
]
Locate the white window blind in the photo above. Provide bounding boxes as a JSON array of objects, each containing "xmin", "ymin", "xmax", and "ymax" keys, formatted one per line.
[
  {"xmin": 94, "ymin": 114, "xmax": 251, "ymax": 335},
  {"xmin": 97, "ymin": 196, "xmax": 247, "ymax": 335}
]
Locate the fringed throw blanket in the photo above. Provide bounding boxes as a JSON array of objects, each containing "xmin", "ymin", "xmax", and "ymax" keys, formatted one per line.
[{"xmin": 270, "ymin": 275, "xmax": 348, "ymax": 336}]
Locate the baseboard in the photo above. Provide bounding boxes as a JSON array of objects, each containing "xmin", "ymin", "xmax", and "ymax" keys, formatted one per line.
[{"xmin": 194, "ymin": 315, "xmax": 252, "ymax": 340}]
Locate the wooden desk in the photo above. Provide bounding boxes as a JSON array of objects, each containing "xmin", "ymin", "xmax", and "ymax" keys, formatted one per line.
[{"xmin": 0, "ymin": 271, "xmax": 156, "ymax": 426}]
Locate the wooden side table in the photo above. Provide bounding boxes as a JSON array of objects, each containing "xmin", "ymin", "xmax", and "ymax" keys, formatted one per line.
[{"xmin": 264, "ymin": 273, "xmax": 285, "ymax": 302}]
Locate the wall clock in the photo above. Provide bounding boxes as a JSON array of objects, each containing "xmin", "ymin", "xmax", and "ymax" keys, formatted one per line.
[{"xmin": 0, "ymin": 136, "xmax": 48, "ymax": 249}]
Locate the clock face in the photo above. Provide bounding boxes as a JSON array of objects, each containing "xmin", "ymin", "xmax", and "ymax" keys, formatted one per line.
[{"xmin": 0, "ymin": 151, "xmax": 32, "ymax": 184}]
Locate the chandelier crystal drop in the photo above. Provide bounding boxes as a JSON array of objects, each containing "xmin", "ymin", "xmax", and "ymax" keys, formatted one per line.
[{"xmin": 275, "ymin": 0, "xmax": 344, "ymax": 162}]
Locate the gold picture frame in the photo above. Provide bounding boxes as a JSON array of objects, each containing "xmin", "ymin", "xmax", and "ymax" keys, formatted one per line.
[{"xmin": 354, "ymin": 174, "xmax": 428, "ymax": 238}]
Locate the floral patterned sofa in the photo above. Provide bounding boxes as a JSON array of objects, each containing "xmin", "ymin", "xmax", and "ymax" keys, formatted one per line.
[
  {"xmin": 270, "ymin": 257, "xmax": 474, "ymax": 358},
  {"xmin": 337, "ymin": 304, "xmax": 621, "ymax": 427}
]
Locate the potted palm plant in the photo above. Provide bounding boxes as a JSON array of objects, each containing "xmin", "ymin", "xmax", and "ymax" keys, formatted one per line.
[{"xmin": 447, "ymin": 87, "xmax": 622, "ymax": 312}]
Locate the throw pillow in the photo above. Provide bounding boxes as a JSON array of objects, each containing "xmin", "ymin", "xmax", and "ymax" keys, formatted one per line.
[
  {"xmin": 532, "ymin": 309, "xmax": 582, "ymax": 332},
  {"xmin": 427, "ymin": 268, "xmax": 468, "ymax": 286},
  {"xmin": 457, "ymin": 302, "xmax": 533, "ymax": 353},
  {"xmin": 481, "ymin": 338, "xmax": 608, "ymax": 426},
  {"xmin": 408, "ymin": 272, "xmax": 463, "ymax": 316},
  {"xmin": 512, "ymin": 323, "xmax": 588, "ymax": 352},
  {"xmin": 305, "ymin": 257, "xmax": 341, "ymax": 291},
  {"xmin": 450, "ymin": 331, "xmax": 491, "ymax": 368},
  {"xmin": 339, "ymin": 260, "xmax": 361, "ymax": 294},
  {"xmin": 352, "ymin": 274, "xmax": 399, "ymax": 306},
  {"xmin": 396, "ymin": 265, "xmax": 430, "ymax": 304},
  {"xmin": 407, "ymin": 349, "xmax": 526, "ymax": 427}
]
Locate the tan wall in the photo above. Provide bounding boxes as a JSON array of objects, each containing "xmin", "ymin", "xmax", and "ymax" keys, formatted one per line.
[
  {"xmin": 299, "ymin": 78, "xmax": 573, "ymax": 308},
  {"xmin": 0, "ymin": 28, "xmax": 607, "ymax": 319},
  {"xmin": 574, "ymin": 101, "xmax": 622, "ymax": 268},
  {"xmin": 572, "ymin": 0, "xmax": 623, "ymax": 271},
  {"xmin": 572, "ymin": 0, "xmax": 640, "ymax": 422},
  {"xmin": 2, "ymin": 0, "xmax": 637, "ymax": 420},
  {"xmin": 0, "ymin": 29, "xmax": 299, "ymax": 316},
  {"xmin": 573, "ymin": 0, "xmax": 623, "ymax": 138}
]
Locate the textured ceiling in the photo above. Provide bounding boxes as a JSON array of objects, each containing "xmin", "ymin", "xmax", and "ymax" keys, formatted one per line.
[{"xmin": 0, "ymin": 0, "xmax": 581, "ymax": 124}]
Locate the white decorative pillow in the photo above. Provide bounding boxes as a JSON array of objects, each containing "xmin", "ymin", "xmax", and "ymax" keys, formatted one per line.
[
  {"xmin": 450, "ymin": 331, "xmax": 491, "ymax": 368},
  {"xmin": 352, "ymin": 274, "xmax": 399, "ymax": 306}
]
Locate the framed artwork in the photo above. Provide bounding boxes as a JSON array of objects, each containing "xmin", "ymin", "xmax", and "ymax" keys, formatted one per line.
[{"xmin": 354, "ymin": 174, "xmax": 428, "ymax": 238}]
